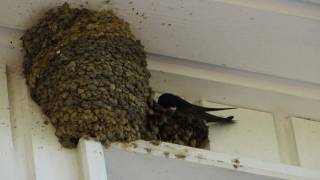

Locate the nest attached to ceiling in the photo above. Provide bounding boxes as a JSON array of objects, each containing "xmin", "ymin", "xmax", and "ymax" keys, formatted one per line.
[{"xmin": 21, "ymin": 3, "xmax": 208, "ymax": 148}]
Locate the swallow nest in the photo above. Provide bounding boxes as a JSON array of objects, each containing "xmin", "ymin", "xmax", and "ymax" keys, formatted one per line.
[{"xmin": 22, "ymin": 3, "xmax": 208, "ymax": 148}]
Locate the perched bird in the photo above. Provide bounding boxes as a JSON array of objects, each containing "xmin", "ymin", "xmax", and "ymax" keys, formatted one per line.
[{"xmin": 158, "ymin": 93, "xmax": 235, "ymax": 123}]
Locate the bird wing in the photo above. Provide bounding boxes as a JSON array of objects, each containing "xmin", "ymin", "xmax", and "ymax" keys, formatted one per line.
[
  {"xmin": 191, "ymin": 104, "xmax": 235, "ymax": 112},
  {"xmin": 195, "ymin": 112, "xmax": 234, "ymax": 123}
]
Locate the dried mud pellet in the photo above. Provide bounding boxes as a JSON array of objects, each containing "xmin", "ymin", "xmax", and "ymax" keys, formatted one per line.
[{"xmin": 22, "ymin": 3, "xmax": 209, "ymax": 149}]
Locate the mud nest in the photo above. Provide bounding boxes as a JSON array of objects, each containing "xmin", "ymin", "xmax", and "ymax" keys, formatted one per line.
[{"xmin": 21, "ymin": 3, "xmax": 208, "ymax": 148}]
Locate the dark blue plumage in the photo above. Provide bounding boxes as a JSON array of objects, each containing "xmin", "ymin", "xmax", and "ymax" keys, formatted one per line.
[{"xmin": 158, "ymin": 93, "xmax": 235, "ymax": 123}]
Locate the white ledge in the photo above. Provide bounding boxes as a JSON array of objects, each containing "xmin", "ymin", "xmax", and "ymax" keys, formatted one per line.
[{"xmin": 107, "ymin": 140, "xmax": 320, "ymax": 180}]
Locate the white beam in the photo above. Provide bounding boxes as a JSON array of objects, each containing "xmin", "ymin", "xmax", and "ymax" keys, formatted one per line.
[
  {"xmin": 0, "ymin": 64, "xmax": 18, "ymax": 180},
  {"xmin": 108, "ymin": 140, "xmax": 320, "ymax": 180},
  {"xmin": 273, "ymin": 112, "xmax": 300, "ymax": 165},
  {"xmin": 78, "ymin": 139, "xmax": 108, "ymax": 180},
  {"xmin": 149, "ymin": 68, "xmax": 320, "ymax": 121}
]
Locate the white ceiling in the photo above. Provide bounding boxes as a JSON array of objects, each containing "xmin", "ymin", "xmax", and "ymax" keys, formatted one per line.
[{"xmin": 0, "ymin": 0, "xmax": 320, "ymax": 84}]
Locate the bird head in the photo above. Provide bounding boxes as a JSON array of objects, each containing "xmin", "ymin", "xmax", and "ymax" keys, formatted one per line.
[{"xmin": 157, "ymin": 93, "xmax": 177, "ymax": 108}]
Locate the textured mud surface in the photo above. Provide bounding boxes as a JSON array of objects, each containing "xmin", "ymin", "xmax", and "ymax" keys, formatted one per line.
[
  {"xmin": 145, "ymin": 103, "xmax": 208, "ymax": 148},
  {"xmin": 21, "ymin": 3, "xmax": 208, "ymax": 148}
]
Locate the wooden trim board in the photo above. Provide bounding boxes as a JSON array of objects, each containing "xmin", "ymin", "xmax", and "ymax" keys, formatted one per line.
[{"xmin": 107, "ymin": 140, "xmax": 320, "ymax": 180}]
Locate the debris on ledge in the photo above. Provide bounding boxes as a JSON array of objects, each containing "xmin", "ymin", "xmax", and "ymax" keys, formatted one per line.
[{"xmin": 21, "ymin": 3, "xmax": 209, "ymax": 148}]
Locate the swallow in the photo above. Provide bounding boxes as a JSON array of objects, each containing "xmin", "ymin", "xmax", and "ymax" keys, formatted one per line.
[{"xmin": 158, "ymin": 93, "xmax": 235, "ymax": 123}]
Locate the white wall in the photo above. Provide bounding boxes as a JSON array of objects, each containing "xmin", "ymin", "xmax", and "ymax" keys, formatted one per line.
[
  {"xmin": 1, "ymin": 55, "xmax": 320, "ymax": 180},
  {"xmin": 202, "ymin": 101, "xmax": 280, "ymax": 163},
  {"xmin": 292, "ymin": 117, "xmax": 320, "ymax": 170}
]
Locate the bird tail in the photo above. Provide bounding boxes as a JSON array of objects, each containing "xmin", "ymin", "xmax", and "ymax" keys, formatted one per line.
[
  {"xmin": 194, "ymin": 106, "xmax": 235, "ymax": 112},
  {"xmin": 197, "ymin": 112, "xmax": 234, "ymax": 123}
]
